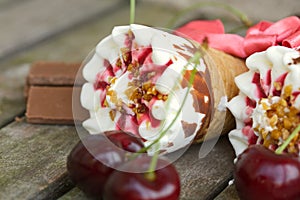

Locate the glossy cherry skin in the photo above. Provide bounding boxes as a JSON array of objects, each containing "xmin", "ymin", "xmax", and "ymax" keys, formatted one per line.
[
  {"xmin": 103, "ymin": 156, "xmax": 180, "ymax": 200},
  {"xmin": 67, "ymin": 131, "xmax": 144, "ymax": 199},
  {"xmin": 234, "ymin": 145, "xmax": 300, "ymax": 200},
  {"xmin": 105, "ymin": 130, "xmax": 144, "ymax": 153}
]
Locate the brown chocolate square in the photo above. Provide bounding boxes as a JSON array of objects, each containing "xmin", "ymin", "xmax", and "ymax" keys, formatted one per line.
[{"xmin": 26, "ymin": 86, "xmax": 88, "ymax": 124}]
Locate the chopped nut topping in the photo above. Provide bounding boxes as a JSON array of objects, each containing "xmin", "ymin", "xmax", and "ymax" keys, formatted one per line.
[
  {"xmin": 126, "ymin": 81, "xmax": 168, "ymax": 114},
  {"xmin": 127, "ymin": 61, "xmax": 140, "ymax": 77},
  {"xmin": 105, "ymin": 74, "xmax": 169, "ymax": 116},
  {"xmin": 107, "ymin": 90, "xmax": 118, "ymax": 104},
  {"xmin": 109, "ymin": 77, "xmax": 117, "ymax": 84},
  {"xmin": 116, "ymin": 58, "xmax": 122, "ymax": 68},
  {"xmin": 254, "ymin": 85, "xmax": 300, "ymax": 154},
  {"xmin": 109, "ymin": 110, "xmax": 116, "ymax": 121},
  {"xmin": 121, "ymin": 47, "xmax": 130, "ymax": 62},
  {"xmin": 274, "ymin": 82, "xmax": 282, "ymax": 91}
]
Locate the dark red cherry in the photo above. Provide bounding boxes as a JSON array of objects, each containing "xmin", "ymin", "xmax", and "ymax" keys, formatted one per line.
[
  {"xmin": 66, "ymin": 131, "xmax": 144, "ymax": 199},
  {"xmin": 105, "ymin": 130, "xmax": 144, "ymax": 153},
  {"xmin": 103, "ymin": 156, "xmax": 180, "ymax": 200},
  {"xmin": 234, "ymin": 145, "xmax": 300, "ymax": 200}
]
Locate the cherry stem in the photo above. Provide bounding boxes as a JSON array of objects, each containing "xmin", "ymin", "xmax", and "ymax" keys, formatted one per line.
[
  {"xmin": 141, "ymin": 49, "xmax": 202, "ymax": 181},
  {"xmin": 145, "ymin": 147, "xmax": 159, "ymax": 182},
  {"xmin": 134, "ymin": 50, "xmax": 202, "ymax": 156},
  {"xmin": 130, "ymin": 0, "xmax": 135, "ymax": 24},
  {"xmin": 275, "ymin": 124, "xmax": 300, "ymax": 154},
  {"xmin": 129, "ymin": 47, "xmax": 203, "ymax": 164},
  {"xmin": 167, "ymin": 2, "xmax": 252, "ymax": 31}
]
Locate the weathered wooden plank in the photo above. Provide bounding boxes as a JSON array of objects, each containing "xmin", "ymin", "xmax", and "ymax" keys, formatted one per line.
[
  {"xmin": 176, "ymin": 137, "xmax": 235, "ymax": 200},
  {"xmin": 215, "ymin": 184, "xmax": 240, "ymax": 200},
  {"xmin": 0, "ymin": 64, "xmax": 29, "ymax": 127},
  {"xmin": 58, "ymin": 187, "xmax": 89, "ymax": 200},
  {"xmin": 0, "ymin": 120, "xmax": 80, "ymax": 200},
  {"xmin": 0, "ymin": 0, "xmax": 125, "ymax": 61},
  {"xmin": 0, "ymin": 1, "xmax": 177, "ymax": 70},
  {"xmin": 59, "ymin": 136, "xmax": 235, "ymax": 200}
]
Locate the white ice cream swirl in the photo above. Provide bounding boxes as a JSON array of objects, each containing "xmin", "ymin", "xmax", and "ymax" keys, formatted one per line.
[
  {"xmin": 227, "ymin": 46, "xmax": 300, "ymax": 156},
  {"xmin": 80, "ymin": 24, "xmax": 210, "ymax": 154}
]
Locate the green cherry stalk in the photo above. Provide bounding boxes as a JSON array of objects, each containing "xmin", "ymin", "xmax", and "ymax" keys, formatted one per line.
[
  {"xmin": 130, "ymin": 0, "xmax": 136, "ymax": 24},
  {"xmin": 275, "ymin": 124, "xmax": 300, "ymax": 154}
]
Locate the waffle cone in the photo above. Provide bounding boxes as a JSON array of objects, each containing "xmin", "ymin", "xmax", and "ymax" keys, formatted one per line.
[{"xmin": 194, "ymin": 47, "xmax": 248, "ymax": 143}]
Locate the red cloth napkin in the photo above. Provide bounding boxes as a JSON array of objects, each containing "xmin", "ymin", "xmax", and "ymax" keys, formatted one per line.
[{"xmin": 175, "ymin": 16, "xmax": 300, "ymax": 58}]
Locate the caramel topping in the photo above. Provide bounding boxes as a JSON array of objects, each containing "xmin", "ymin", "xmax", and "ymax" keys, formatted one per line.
[
  {"xmin": 109, "ymin": 110, "xmax": 116, "ymax": 121},
  {"xmin": 126, "ymin": 81, "xmax": 168, "ymax": 114},
  {"xmin": 121, "ymin": 47, "xmax": 130, "ymax": 62},
  {"xmin": 107, "ymin": 90, "xmax": 118, "ymax": 104},
  {"xmin": 255, "ymin": 85, "xmax": 300, "ymax": 154},
  {"xmin": 116, "ymin": 58, "xmax": 122, "ymax": 68}
]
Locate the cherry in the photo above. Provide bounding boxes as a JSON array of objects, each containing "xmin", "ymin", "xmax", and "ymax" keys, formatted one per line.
[
  {"xmin": 105, "ymin": 130, "xmax": 144, "ymax": 153},
  {"xmin": 103, "ymin": 156, "xmax": 180, "ymax": 200},
  {"xmin": 234, "ymin": 145, "xmax": 300, "ymax": 200},
  {"xmin": 66, "ymin": 130, "xmax": 144, "ymax": 199}
]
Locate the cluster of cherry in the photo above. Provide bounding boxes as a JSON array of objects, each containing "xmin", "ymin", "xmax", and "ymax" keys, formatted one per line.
[{"xmin": 67, "ymin": 131, "xmax": 180, "ymax": 200}]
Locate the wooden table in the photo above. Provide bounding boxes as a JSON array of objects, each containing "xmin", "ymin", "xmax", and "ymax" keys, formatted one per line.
[{"xmin": 1, "ymin": 0, "xmax": 296, "ymax": 199}]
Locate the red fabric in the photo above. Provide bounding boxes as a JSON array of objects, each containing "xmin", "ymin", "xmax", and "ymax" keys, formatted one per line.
[
  {"xmin": 206, "ymin": 34, "xmax": 247, "ymax": 58},
  {"xmin": 282, "ymin": 30, "xmax": 300, "ymax": 48},
  {"xmin": 175, "ymin": 19, "xmax": 224, "ymax": 35},
  {"xmin": 175, "ymin": 16, "xmax": 300, "ymax": 58},
  {"xmin": 244, "ymin": 34, "xmax": 277, "ymax": 56}
]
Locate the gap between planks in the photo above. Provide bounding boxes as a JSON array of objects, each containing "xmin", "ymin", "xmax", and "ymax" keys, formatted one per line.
[{"xmin": 0, "ymin": 120, "xmax": 81, "ymax": 200}]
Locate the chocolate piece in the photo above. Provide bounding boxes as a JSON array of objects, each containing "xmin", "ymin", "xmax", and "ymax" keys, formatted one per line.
[
  {"xmin": 28, "ymin": 61, "xmax": 85, "ymax": 86},
  {"xmin": 26, "ymin": 86, "xmax": 89, "ymax": 124},
  {"xmin": 25, "ymin": 61, "xmax": 89, "ymax": 125}
]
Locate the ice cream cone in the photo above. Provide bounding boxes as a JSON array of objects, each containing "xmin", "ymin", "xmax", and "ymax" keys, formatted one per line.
[
  {"xmin": 79, "ymin": 24, "xmax": 248, "ymax": 154},
  {"xmin": 194, "ymin": 47, "xmax": 247, "ymax": 142}
]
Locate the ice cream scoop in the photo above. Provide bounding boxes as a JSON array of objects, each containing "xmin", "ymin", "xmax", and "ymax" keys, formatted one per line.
[
  {"xmin": 227, "ymin": 46, "xmax": 300, "ymax": 156},
  {"xmin": 80, "ymin": 24, "xmax": 247, "ymax": 154}
]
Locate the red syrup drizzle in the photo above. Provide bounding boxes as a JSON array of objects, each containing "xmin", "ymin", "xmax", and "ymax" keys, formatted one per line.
[
  {"xmin": 116, "ymin": 113, "xmax": 139, "ymax": 136},
  {"xmin": 93, "ymin": 60, "xmax": 115, "ymax": 106},
  {"xmin": 93, "ymin": 31, "xmax": 174, "ymax": 137},
  {"xmin": 123, "ymin": 35, "xmax": 175, "ymax": 134},
  {"xmin": 132, "ymin": 46, "xmax": 152, "ymax": 65},
  {"xmin": 252, "ymin": 72, "xmax": 267, "ymax": 98},
  {"xmin": 242, "ymin": 126, "xmax": 258, "ymax": 145},
  {"xmin": 272, "ymin": 72, "xmax": 288, "ymax": 96},
  {"xmin": 242, "ymin": 96, "xmax": 258, "ymax": 144},
  {"xmin": 293, "ymin": 91, "xmax": 300, "ymax": 99},
  {"xmin": 245, "ymin": 96, "xmax": 256, "ymax": 108},
  {"xmin": 124, "ymin": 56, "xmax": 172, "ymax": 136},
  {"xmin": 140, "ymin": 62, "xmax": 171, "ymax": 83},
  {"xmin": 265, "ymin": 69, "xmax": 272, "ymax": 86},
  {"xmin": 94, "ymin": 60, "xmax": 114, "ymax": 89},
  {"xmin": 243, "ymin": 70, "xmax": 272, "ymax": 145}
]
